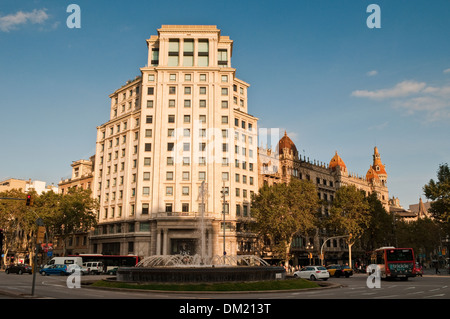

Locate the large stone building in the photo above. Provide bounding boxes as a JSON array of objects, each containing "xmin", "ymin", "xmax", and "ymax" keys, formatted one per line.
[
  {"xmin": 91, "ymin": 25, "xmax": 258, "ymax": 258},
  {"xmin": 258, "ymin": 132, "xmax": 390, "ymax": 265}
]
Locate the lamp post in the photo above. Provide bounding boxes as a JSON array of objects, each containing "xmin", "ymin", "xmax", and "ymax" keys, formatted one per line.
[
  {"xmin": 221, "ymin": 181, "xmax": 228, "ymax": 264},
  {"xmin": 306, "ymin": 242, "xmax": 314, "ymax": 265},
  {"xmin": 320, "ymin": 235, "xmax": 350, "ymax": 266}
]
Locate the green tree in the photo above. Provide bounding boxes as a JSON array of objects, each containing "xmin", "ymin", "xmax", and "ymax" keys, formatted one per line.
[
  {"xmin": 423, "ymin": 163, "xmax": 450, "ymax": 232},
  {"xmin": 0, "ymin": 189, "xmax": 38, "ymax": 265},
  {"xmin": 54, "ymin": 188, "xmax": 98, "ymax": 256},
  {"xmin": 251, "ymin": 179, "xmax": 320, "ymax": 267},
  {"xmin": 326, "ymin": 185, "xmax": 371, "ymax": 265},
  {"xmin": 360, "ymin": 193, "xmax": 395, "ymax": 252}
]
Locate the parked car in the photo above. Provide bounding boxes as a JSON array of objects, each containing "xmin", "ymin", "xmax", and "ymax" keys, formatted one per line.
[
  {"xmin": 5, "ymin": 264, "xmax": 33, "ymax": 275},
  {"xmin": 106, "ymin": 267, "xmax": 118, "ymax": 275},
  {"xmin": 82, "ymin": 261, "xmax": 104, "ymax": 275},
  {"xmin": 326, "ymin": 264, "xmax": 345, "ymax": 277},
  {"xmin": 39, "ymin": 264, "xmax": 69, "ymax": 276},
  {"xmin": 67, "ymin": 264, "xmax": 88, "ymax": 275},
  {"xmin": 294, "ymin": 266, "xmax": 330, "ymax": 281}
]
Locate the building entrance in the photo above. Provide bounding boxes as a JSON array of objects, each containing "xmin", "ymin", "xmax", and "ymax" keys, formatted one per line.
[{"xmin": 171, "ymin": 239, "xmax": 198, "ymax": 255}]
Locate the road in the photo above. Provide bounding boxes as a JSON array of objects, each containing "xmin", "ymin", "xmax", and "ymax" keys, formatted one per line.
[{"xmin": 1, "ymin": 271, "xmax": 450, "ymax": 300}]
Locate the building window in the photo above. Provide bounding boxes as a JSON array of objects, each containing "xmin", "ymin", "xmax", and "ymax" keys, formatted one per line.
[
  {"xmin": 166, "ymin": 171, "xmax": 174, "ymax": 181},
  {"xmin": 168, "ymin": 39, "xmax": 179, "ymax": 66},
  {"xmin": 198, "ymin": 39, "xmax": 209, "ymax": 67},
  {"xmin": 166, "ymin": 186, "xmax": 173, "ymax": 196},
  {"xmin": 168, "ymin": 115, "xmax": 175, "ymax": 123},
  {"xmin": 221, "ymin": 116, "xmax": 228, "ymax": 124},
  {"xmin": 182, "ymin": 186, "xmax": 189, "ymax": 196},
  {"xmin": 182, "ymin": 203, "xmax": 189, "ymax": 212},
  {"xmin": 145, "ymin": 143, "xmax": 152, "ymax": 151},
  {"xmin": 144, "ymin": 157, "xmax": 151, "ymax": 166},
  {"xmin": 165, "ymin": 203, "xmax": 173, "ymax": 213},
  {"xmin": 218, "ymin": 49, "xmax": 228, "ymax": 66},
  {"xmin": 151, "ymin": 49, "xmax": 159, "ymax": 66},
  {"xmin": 143, "ymin": 172, "xmax": 150, "ymax": 180},
  {"xmin": 199, "ymin": 100, "xmax": 206, "ymax": 108},
  {"xmin": 146, "ymin": 115, "xmax": 153, "ymax": 124},
  {"xmin": 183, "ymin": 39, "xmax": 194, "ymax": 67},
  {"xmin": 169, "ymin": 86, "xmax": 176, "ymax": 94},
  {"xmin": 143, "ymin": 187, "xmax": 150, "ymax": 196},
  {"xmin": 147, "ymin": 87, "xmax": 154, "ymax": 95}
]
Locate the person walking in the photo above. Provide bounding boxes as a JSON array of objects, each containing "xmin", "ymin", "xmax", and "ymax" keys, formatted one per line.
[{"xmin": 435, "ymin": 263, "xmax": 440, "ymax": 274}]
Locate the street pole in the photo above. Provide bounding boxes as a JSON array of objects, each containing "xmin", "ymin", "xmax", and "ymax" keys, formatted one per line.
[
  {"xmin": 31, "ymin": 217, "xmax": 45, "ymax": 296},
  {"xmin": 222, "ymin": 181, "xmax": 226, "ymax": 264},
  {"xmin": 320, "ymin": 235, "xmax": 350, "ymax": 266}
]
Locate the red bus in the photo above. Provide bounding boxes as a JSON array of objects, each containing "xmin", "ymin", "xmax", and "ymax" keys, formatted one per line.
[
  {"xmin": 69, "ymin": 254, "xmax": 139, "ymax": 272},
  {"xmin": 370, "ymin": 247, "xmax": 416, "ymax": 280}
]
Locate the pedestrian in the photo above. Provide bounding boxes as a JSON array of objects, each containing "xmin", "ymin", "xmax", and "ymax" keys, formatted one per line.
[{"xmin": 435, "ymin": 263, "xmax": 440, "ymax": 274}]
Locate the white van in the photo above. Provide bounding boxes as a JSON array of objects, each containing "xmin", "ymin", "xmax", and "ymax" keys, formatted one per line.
[
  {"xmin": 82, "ymin": 261, "xmax": 104, "ymax": 275},
  {"xmin": 47, "ymin": 257, "xmax": 83, "ymax": 268}
]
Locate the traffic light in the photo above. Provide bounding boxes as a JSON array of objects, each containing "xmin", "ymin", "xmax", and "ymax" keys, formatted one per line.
[{"xmin": 26, "ymin": 195, "xmax": 32, "ymax": 206}]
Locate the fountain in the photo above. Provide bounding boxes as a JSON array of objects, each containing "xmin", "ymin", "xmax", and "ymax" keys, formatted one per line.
[{"xmin": 116, "ymin": 182, "xmax": 285, "ymax": 283}]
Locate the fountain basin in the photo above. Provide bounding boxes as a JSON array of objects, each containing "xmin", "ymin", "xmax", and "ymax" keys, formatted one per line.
[{"xmin": 117, "ymin": 266, "xmax": 286, "ymax": 283}]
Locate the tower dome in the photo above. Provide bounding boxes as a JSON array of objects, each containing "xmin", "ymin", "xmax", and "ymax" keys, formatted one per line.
[
  {"xmin": 277, "ymin": 131, "xmax": 298, "ymax": 156},
  {"xmin": 366, "ymin": 166, "xmax": 380, "ymax": 182},
  {"xmin": 329, "ymin": 151, "xmax": 346, "ymax": 171}
]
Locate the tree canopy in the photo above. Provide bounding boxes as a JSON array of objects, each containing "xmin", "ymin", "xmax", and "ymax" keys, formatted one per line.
[
  {"xmin": 251, "ymin": 179, "xmax": 320, "ymax": 266},
  {"xmin": 423, "ymin": 163, "xmax": 450, "ymax": 230}
]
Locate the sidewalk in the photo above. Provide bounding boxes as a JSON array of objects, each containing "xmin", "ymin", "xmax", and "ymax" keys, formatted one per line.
[{"xmin": 421, "ymin": 268, "xmax": 450, "ymax": 277}]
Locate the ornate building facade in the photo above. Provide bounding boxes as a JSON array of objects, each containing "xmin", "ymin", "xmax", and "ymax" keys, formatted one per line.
[{"xmin": 258, "ymin": 132, "xmax": 390, "ymax": 265}]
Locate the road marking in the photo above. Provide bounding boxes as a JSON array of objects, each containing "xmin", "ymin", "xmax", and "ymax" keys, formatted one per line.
[
  {"xmin": 424, "ymin": 294, "xmax": 445, "ymax": 298},
  {"xmin": 407, "ymin": 291, "xmax": 424, "ymax": 295},
  {"xmin": 373, "ymin": 295, "xmax": 399, "ymax": 299}
]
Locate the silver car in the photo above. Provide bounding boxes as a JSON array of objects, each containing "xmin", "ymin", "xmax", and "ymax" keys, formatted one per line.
[{"xmin": 294, "ymin": 266, "xmax": 330, "ymax": 281}]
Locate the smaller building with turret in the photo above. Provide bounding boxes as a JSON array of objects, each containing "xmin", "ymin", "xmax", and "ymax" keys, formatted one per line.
[{"xmin": 257, "ymin": 132, "xmax": 390, "ymax": 265}]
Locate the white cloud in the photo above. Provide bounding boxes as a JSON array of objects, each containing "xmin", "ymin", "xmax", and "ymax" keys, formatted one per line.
[
  {"xmin": 352, "ymin": 81, "xmax": 450, "ymax": 122},
  {"xmin": 0, "ymin": 9, "xmax": 49, "ymax": 32},
  {"xmin": 351, "ymin": 80, "xmax": 427, "ymax": 99},
  {"xmin": 366, "ymin": 70, "xmax": 378, "ymax": 77},
  {"xmin": 444, "ymin": 68, "xmax": 450, "ymax": 74}
]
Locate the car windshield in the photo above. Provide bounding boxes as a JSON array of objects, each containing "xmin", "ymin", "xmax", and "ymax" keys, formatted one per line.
[{"xmin": 317, "ymin": 267, "xmax": 327, "ymax": 270}]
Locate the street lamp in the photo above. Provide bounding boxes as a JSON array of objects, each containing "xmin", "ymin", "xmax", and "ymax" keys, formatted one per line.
[
  {"xmin": 306, "ymin": 242, "xmax": 314, "ymax": 265},
  {"xmin": 320, "ymin": 235, "xmax": 350, "ymax": 266},
  {"xmin": 221, "ymin": 181, "xmax": 228, "ymax": 264}
]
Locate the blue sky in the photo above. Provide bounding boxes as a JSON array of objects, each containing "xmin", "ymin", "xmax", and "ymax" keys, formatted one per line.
[{"xmin": 0, "ymin": 0, "xmax": 449, "ymax": 208}]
